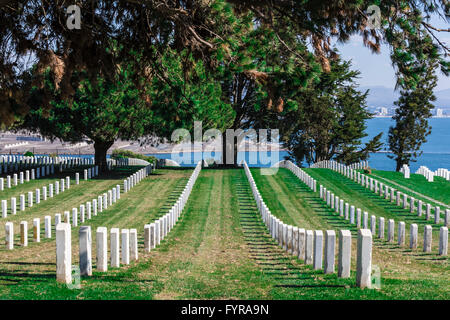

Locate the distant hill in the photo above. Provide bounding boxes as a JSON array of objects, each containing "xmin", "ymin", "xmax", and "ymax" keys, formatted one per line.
[{"xmin": 360, "ymin": 86, "xmax": 450, "ymax": 109}]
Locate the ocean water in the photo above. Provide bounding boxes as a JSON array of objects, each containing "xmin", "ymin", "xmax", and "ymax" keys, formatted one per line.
[
  {"xmin": 363, "ymin": 118, "xmax": 450, "ymax": 171},
  {"xmin": 145, "ymin": 150, "xmax": 290, "ymax": 168},
  {"xmin": 5, "ymin": 118, "xmax": 446, "ymax": 171},
  {"xmin": 146, "ymin": 118, "xmax": 450, "ymax": 171}
]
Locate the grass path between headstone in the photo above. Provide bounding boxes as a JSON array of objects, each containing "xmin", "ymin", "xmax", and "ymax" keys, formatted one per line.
[
  {"xmin": 304, "ymin": 168, "xmax": 446, "ymax": 232},
  {"xmin": 0, "ymin": 166, "xmax": 146, "ymax": 240},
  {"xmin": 0, "ymin": 166, "xmax": 92, "ymax": 200},
  {"xmin": 300, "ymin": 168, "xmax": 447, "ymax": 260},
  {"xmin": 93, "ymin": 168, "xmax": 385, "ymax": 300},
  {"xmin": 251, "ymin": 167, "xmax": 449, "ymax": 299},
  {"xmin": 0, "ymin": 168, "xmax": 447, "ymax": 299},
  {"xmin": 0, "ymin": 168, "xmax": 191, "ymax": 299},
  {"xmin": 369, "ymin": 170, "xmax": 450, "ymax": 209}
]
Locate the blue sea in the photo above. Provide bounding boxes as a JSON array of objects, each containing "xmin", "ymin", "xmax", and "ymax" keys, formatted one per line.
[
  {"xmin": 362, "ymin": 118, "xmax": 450, "ymax": 171},
  {"xmin": 145, "ymin": 118, "xmax": 450, "ymax": 171},
  {"xmin": 5, "ymin": 118, "xmax": 447, "ymax": 171}
]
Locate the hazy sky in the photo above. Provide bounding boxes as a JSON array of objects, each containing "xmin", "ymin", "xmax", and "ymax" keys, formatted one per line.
[{"xmin": 334, "ymin": 14, "xmax": 450, "ymax": 91}]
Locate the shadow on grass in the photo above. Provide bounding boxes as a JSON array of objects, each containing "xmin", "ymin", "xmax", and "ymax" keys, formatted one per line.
[{"xmin": 233, "ymin": 172, "xmax": 350, "ymax": 292}]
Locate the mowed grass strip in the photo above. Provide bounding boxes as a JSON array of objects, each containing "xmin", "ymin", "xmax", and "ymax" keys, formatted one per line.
[
  {"xmin": 304, "ymin": 168, "xmax": 447, "ymax": 231},
  {"xmin": 300, "ymin": 168, "xmax": 447, "ymax": 260},
  {"xmin": 0, "ymin": 166, "xmax": 147, "ymax": 241},
  {"xmin": 0, "ymin": 168, "xmax": 191, "ymax": 299},
  {"xmin": 0, "ymin": 168, "xmax": 447, "ymax": 299},
  {"xmin": 368, "ymin": 169, "xmax": 450, "ymax": 207},
  {"xmin": 0, "ymin": 166, "xmax": 92, "ymax": 200},
  {"xmin": 108, "ymin": 169, "xmax": 386, "ymax": 300},
  {"xmin": 251, "ymin": 167, "xmax": 449, "ymax": 299}
]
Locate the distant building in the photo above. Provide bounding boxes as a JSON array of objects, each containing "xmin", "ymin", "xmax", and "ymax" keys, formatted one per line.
[
  {"xmin": 375, "ymin": 107, "xmax": 389, "ymax": 116},
  {"xmin": 435, "ymin": 108, "xmax": 444, "ymax": 117}
]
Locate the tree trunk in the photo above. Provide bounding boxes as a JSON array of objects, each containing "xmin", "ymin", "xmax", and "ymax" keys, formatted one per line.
[
  {"xmin": 395, "ymin": 158, "xmax": 403, "ymax": 172},
  {"xmin": 221, "ymin": 132, "xmax": 238, "ymax": 168},
  {"xmin": 94, "ymin": 140, "xmax": 114, "ymax": 172},
  {"xmin": 395, "ymin": 147, "xmax": 405, "ymax": 172}
]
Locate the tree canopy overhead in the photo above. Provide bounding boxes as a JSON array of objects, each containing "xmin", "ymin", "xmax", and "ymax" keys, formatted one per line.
[
  {"xmin": 1, "ymin": 1, "xmax": 448, "ymax": 124},
  {"xmin": 1, "ymin": 0, "xmax": 448, "ymax": 168}
]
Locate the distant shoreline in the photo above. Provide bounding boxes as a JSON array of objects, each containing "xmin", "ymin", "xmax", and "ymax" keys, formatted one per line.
[{"xmin": 373, "ymin": 116, "xmax": 450, "ymax": 119}]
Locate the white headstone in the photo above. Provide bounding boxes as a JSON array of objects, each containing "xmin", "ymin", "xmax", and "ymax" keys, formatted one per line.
[
  {"xmin": 1, "ymin": 200, "xmax": 7, "ymax": 218},
  {"xmin": 313, "ymin": 230, "xmax": 323, "ymax": 270},
  {"xmin": 5, "ymin": 222, "xmax": 13, "ymax": 250},
  {"xmin": 423, "ymin": 225, "xmax": 432, "ymax": 252},
  {"xmin": 32, "ymin": 218, "xmax": 40, "ymax": 242},
  {"xmin": 378, "ymin": 217, "xmax": 385, "ymax": 239},
  {"xmin": 80, "ymin": 204, "xmax": 85, "ymax": 223},
  {"xmin": 93, "ymin": 199, "xmax": 97, "ymax": 216},
  {"xmin": 27, "ymin": 191, "xmax": 33, "ymax": 207},
  {"xmin": 86, "ymin": 202, "xmax": 91, "ymax": 220},
  {"xmin": 96, "ymin": 227, "xmax": 108, "ymax": 272},
  {"xmin": 388, "ymin": 219, "xmax": 395, "ymax": 242},
  {"xmin": 356, "ymin": 229, "xmax": 372, "ymax": 289},
  {"xmin": 64, "ymin": 211, "xmax": 70, "ymax": 224},
  {"xmin": 56, "ymin": 223, "xmax": 72, "ymax": 284},
  {"xmin": 130, "ymin": 229, "xmax": 138, "ymax": 261},
  {"xmin": 79, "ymin": 226, "xmax": 92, "ymax": 276},
  {"xmin": 324, "ymin": 230, "xmax": 336, "ymax": 274},
  {"xmin": 144, "ymin": 224, "xmax": 151, "ymax": 253},
  {"xmin": 305, "ymin": 230, "xmax": 313, "ymax": 265},
  {"xmin": 20, "ymin": 221, "xmax": 28, "ymax": 246},
  {"xmin": 44, "ymin": 216, "xmax": 51, "ymax": 238},
  {"xmin": 338, "ymin": 230, "xmax": 351, "ymax": 278},
  {"xmin": 121, "ymin": 229, "xmax": 130, "ymax": 265},
  {"xmin": 439, "ymin": 227, "xmax": 448, "ymax": 256},
  {"xmin": 435, "ymin": 206, "xmax": 440, "ymax": 224},
  {"xmin": 72, "ymin": 208, "xmax": 78, "ymax": 227},
  {"xmin": 410, "ymin": 224, "xmax": 418, "ymax": 249},
  {"xmin": 110, "ymin": 228, "xmax": 120, "ymax": 268},
  {"xmin": 398, "ymin": 221, "xmax": 405, "ymax": 245},
  {"xmin": 35, "ymin": 188, "xmax": 40, "ymax": 204},
  {"xmin": 298, "ymin": 228, "xmax": 305, "ymax": 260},
  {"xmin": 55, "ymin": 213, "xmax": 62, "ymax": 226}
]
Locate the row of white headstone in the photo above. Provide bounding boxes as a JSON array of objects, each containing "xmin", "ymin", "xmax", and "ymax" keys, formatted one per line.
[
  {"xmin": 283, "ymin": 160, "xmax": 448, "ymax": 256},
  {"xmin": 0, "ymin": 165, "xmax": 54, "ymax": 191},
  {"xmin": 0, "ymin": 155, "xmax": 94, "ymax": 174},
  {"xmin": 400, "ymin": 164, "xmax": 411, "ymax": 179},
  {"xmin": 311, "ymin": 160, "xmax": 368, "ymax": 170},
  {"xmin": 0, "ymin": 154, "xmax": 153, "ymax": 176},
  {"xmin": 3, "ymin": 141, "xmax": 29, "ymax": 149},
  {"xmin": 5, "ymin": 165, "xmax": 151, "ymax": 251},
  {"xmin": 55, "ymin": 161, "xmax": 201, "ymax": 283},
  {"xmin": 311, "ymin": 160, "xmax": 449, "ymax": 227},
  {"xmin": 244, "ymin": 161, "xmax": 373, "ymax": 289},
  {"xmin": 1, "ymin": 166, "xmax": 98, "ymax": 219},
  {"xmin": 416, "ymin": 165, "xmax": 450, "ymax": 182}
]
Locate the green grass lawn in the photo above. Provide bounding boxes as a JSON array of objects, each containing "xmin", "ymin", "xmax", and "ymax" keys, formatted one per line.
[
  {"xmin": 368, "ymin": 169, "xmax": 450, "ymax": 207},
  {"xmin": 304, "ymin": 168, "xmax": 447, "ymax": 231},
  {"xmin": 0, "ymin": 167, "xmax": 192, "ymax": 299},
  {"xmin": 0, "ymin": 166, "xmax": 148, "ymax": 241},
  {"xmin": 251, "ymin": 167, "xmax": 449, "ymax": 299},
  {"xmin": 0, "ymin": 166, "xmax": 93, "ymax": 201},
  {"xmin": 0, "ymin": 168, "xmax": 447, "ymax": 299}
]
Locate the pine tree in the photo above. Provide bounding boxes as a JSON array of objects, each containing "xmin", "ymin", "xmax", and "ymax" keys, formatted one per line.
[{"xmin": 255, "ymin": 58, "xmax": 383, "ymax": 165}]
